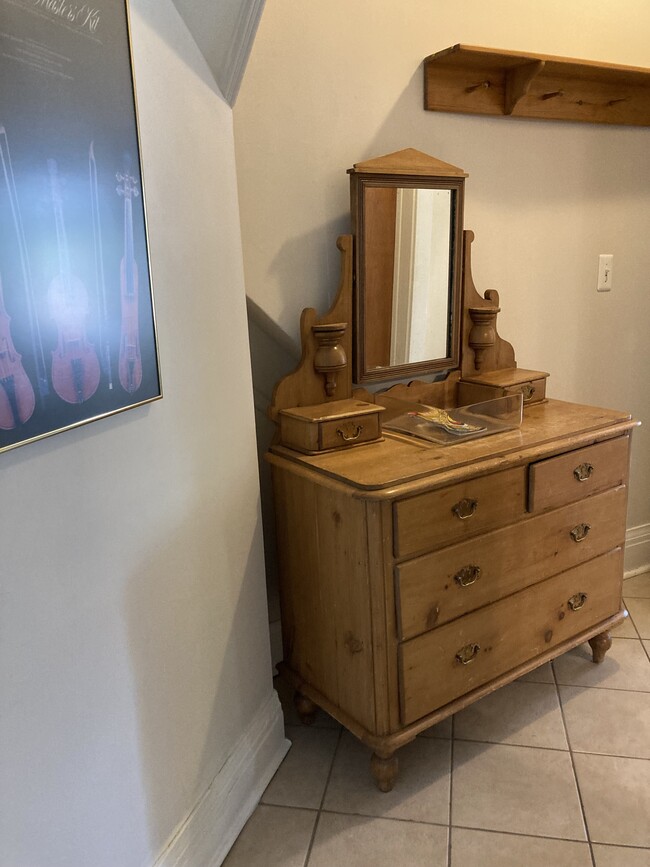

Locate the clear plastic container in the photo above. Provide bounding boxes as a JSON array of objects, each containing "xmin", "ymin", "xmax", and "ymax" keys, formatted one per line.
[{"xmin": 383, "ymin": 393, "xmax": 523, "ymax": 445}]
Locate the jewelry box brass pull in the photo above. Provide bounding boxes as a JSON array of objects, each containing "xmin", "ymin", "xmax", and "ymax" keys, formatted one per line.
[
  {"xmin": 573, "ymin": 462, "xmax": 594, "ymax": 482},
  {"xmin": 452, "ymin": 498, "xmax": 478, "ymax": 520},
  {"xmin": 454, "ymin": 564, "xmax": 481, "ymax": 587},
  {"xmin": 570, "ymin": 523, "xmax": 591, "ymax": 542},
  {"xmin": 336, "ymin": 423, "xmax": 363, "ymax": 442},
  {"xmin": 568, "ymin": 592, "xmax": 588, "ymax": 611},
  {"xmin": 456, "ymin": 643, "xmax": 480, "ymax": 665},
  {"xmin": 520, "ymin": 383, "xmax": 535, "ymax": 401}
]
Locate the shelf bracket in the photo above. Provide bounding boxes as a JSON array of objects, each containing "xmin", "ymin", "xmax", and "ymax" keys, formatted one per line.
[{"xmin": 504, "ymin": 60, "xmax": 546, "ymax": 115}]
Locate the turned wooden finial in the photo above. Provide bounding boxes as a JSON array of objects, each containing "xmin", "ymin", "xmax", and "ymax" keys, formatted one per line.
[
  {"xmin": 468, "ymin": 306, "xmax": 500, "ymax": 370},
  {"xmin": 312, "ymin": 322, "xmax": 348, "ymax": 397}
]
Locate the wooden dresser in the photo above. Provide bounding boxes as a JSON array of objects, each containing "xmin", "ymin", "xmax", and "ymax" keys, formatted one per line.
[
  {"xmin": 269, "ymin": 398, "xmax": 633, "ymax": 789},
  {"xmin": 266, "ymin": 152, "xmax": 636, "ymax": 790}
]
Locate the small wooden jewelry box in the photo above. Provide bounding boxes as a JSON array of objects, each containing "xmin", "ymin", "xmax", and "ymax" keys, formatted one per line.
[
  {"xmin": 278, "ymin": 398, "xmax": 384, "ymax": 454},
  {"xmin": 459, "ymin": 367, "xmax": 549, "ymax": 407}
]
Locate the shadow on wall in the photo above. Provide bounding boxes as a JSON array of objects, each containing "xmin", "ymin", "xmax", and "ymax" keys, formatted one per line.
[
  {"xmin": 247, "ymin": 294, "xmax": 298, "ymax": 640},
  {"xmin": 123, "ymin": 499, "xmax": 271, "ymax": 858},
  {"xmin": 245, "ymin": 216, "xmax": 349, "ymax": 660}
]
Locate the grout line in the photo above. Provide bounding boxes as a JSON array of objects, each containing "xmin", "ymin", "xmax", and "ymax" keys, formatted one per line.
[
  {"xmin": 303, "ymin": 726, "xmax": 343, "ymax": 866},
  {"xmin": 448, "ymin": 823, "xmax": 593, "ymax": 845},
  {"xmin": 447, "ymin": 714, "xmax": 455, "ymax": 867},
  {"xmin": 319, "ymin": 807, "xmax": 449, "ymax": 828},
  {"xmin": 553, "ymin": 664, "xmax": 597, "ymax": 867},
  {"xmin": 451, "ymin": 735, "xmax": 650, "ymax": 762}
]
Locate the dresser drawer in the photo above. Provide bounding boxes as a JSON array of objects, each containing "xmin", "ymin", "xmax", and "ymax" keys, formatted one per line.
[
  {"xmin": 393, "ymin": 467, "xmax": 526, "ymax": 558},
  {"xmin": 399, "ymin": 548, "xmax": 623, "ymax": 725},
  {"xmin": 279, "ymin": 399, "xmax": 383, "ymax": 454},
  {"xmin": 396, "ymin": 485, "xmax": 627, "ymax": 640},
  {"xmin": 528, "ymin": 435, "xmax": 629, "ymax": 513}
]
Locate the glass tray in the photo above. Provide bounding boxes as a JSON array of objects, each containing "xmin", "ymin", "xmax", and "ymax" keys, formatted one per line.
[{"xmin": 383, "ymin": 393, "xmax": 523, "ymax": 446}]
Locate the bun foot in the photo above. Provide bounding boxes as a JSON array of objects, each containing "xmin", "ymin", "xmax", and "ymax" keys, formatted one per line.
[
  {"xmin": 589, "ymin": 631, "xmax": 612, "ymax": 664},
  {"xmin": 371, "ymin": 751, "xmax": 398, "ymax": 792},
  {"xmin": 294, "ymin": 691, "xmax": 318, "ymax": 725}
]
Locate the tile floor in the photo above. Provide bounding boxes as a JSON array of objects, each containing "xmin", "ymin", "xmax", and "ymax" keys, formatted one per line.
[{"xmin": 225, "ymin": 572, "xmax": 650, "ymax": 866}]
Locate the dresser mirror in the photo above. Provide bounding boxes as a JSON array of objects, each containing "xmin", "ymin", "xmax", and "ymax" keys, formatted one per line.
[{"xmin": 349, "ymin": 149, "xmax": 466, "ymax": 384}]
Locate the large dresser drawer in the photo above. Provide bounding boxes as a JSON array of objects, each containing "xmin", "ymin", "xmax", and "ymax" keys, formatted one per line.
[
  {"xmin": 399, "ymin": 548, "xmax": 623, "ymax": 725},
  {"xmin": 396, "ymin": 485, "xmax": 627, "ymax": 640},
  {"xmin": 528, "ymin": 435, "xmax": 629, "ymax": 513},
  {"xmin": 393, "ymin": 467, "xmax": 526, "ymax": 558}
]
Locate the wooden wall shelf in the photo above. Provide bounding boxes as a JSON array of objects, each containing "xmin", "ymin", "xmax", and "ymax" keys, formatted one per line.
[{"xmin": 424, "ymin": 45, "xmax": 650, "ymax": 126}]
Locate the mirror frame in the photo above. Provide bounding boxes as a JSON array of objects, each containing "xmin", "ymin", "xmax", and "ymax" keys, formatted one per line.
[{"xmin": 349, "ymin": 149, "xmax": 466, "ymax": 384}]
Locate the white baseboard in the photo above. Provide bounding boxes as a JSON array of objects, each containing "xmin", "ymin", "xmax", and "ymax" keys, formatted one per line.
[
  {"xmin": 625, "ymin": 523, "xmax": 650, "ymax": 577},
  {"xmin": 154, "ymin": 690, "xmax": 290, "ymax": 867}
]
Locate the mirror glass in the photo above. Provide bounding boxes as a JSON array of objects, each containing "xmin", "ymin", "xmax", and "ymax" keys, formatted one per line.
[
  {"xmin": 350, "ymin": 151, "xmax": 465, "ymax": 384},
  {"xmin": 387, "ymin": 187, "xmax": 452, "ymax": 366}
]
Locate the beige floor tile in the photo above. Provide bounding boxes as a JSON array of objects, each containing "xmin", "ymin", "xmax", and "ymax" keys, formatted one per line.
[
  {"xmin": 623, "ymin": 572, "xmax": 650, "ymax": 598},
  {"xmin": 222, "ymin": 804, "xmax": 316, "ymax": 867},
  {"xmin": 574, "ymin": 753, "xmax": 650, "ymax": 847},
  {"xmin": 261, "ymin": 725, "xmax": 339, "ymax": 809},
  {"xmin": 626, "ymin": 597, "xmax": 650, "ymax": 638},
  {"xmin": 323, "ymin": 732, "xmax": 451, "ymax": 824},
  {"xmin": 645, "ymin": 640, "xmax": 650, "ymax": 659},
  {"xmin": 450, "ymin": 827, "xmax": 592, "ymax": 867},
  {"xmin": 273, "ymin": 677, "xmax": 340, "ymax": 729},
  {"xmin": 559, "ymin": 685, "xmax": 650, "ymax": 759},
  {"xmin": 518, "ymin": 661, "xmax": 555, "ymax": 683},
  {"xmin": 308, "ymin": 812, "xmax": 449, "ymax": 867},
  {"xmin": 452, "ymin": 741, "xmax": 586, "ymax": 840},
  {"xmin": 592, "ymin": 844, "xmax": 650, "ymax": 867},
  {"xmin": 612, "ymin": 610, "xmax": 638, "ymax": 638},
  {"xmin": 553, "ymin": 638, "xmax": 650, "ymax": 692},
  {"xmin": 454, "ymin": 681, "xmax": 568, "ymax": 749}
]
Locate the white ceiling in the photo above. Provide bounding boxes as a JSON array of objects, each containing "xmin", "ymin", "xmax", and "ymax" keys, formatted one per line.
[{"xmin": 171, "ymin": 0, "xmax": 265, "ymax": 105}]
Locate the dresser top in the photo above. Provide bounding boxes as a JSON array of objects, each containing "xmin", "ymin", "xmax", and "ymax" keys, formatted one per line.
[{"xmin": 268, "ymin": 399, "xmax": 636, "ymax": 496}]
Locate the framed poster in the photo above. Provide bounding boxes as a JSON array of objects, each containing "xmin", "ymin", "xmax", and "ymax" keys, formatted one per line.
[{"xmin": 0, "ymin": 0, "xmax": 161, "ymax": 454}]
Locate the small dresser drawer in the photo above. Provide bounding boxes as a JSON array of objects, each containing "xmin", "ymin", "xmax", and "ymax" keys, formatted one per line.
[
  {"xmin": 279, "ymin": 399, "xmax": 383, "ymax": 454},
  {"xmin": 528, "ymin": 436, "xmax": 629, "ymax": 513},
  {"xmin": 396, "ymin": 485, "xmax": 627, "ymax": 640},
  {"xmin": 459, "ymin": 368, "xmax": 549, "ymax": 408},
  {"xmin": 393, "ymin": 467, "xmax": 526, "ymax": 558},
  {"xmin": 399, "ymin": 548, "xmax": 623, "ymax": 725}
]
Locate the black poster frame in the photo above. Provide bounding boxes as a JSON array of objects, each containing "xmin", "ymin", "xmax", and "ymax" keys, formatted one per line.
[{"xmin": 0, "ymin": 0, "xmax": 161, "ymax": 454}]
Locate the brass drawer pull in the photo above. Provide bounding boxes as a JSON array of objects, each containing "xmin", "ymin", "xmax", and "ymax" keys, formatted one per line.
[
  {"xmin": 456, "ymin": 643, "xmax": 481, "ymax": 665},
  {"xmin": 520, "ymin": 383, "xmax": 535, "ymax": 401},
  {"xmin": 570, "ymin": 523, "xmax": 591, "ymax": 542},
  {"xmin": 336, "ymin": 423, "xmax": 363, "ymax": 442},
  {"xmin": 454, "ymin": 564, "xmax": 481, "ymax": 587},
  {"xmin": 568, "ymin": 592, "xmax": 588, "ymax": 611},
  {"xmin": 452, "ymin": 497, "xmax": 478, "ymax": 520},
  {"xmin": 574, "ymin": 462, "xmax": 594, "ymax": 482}
]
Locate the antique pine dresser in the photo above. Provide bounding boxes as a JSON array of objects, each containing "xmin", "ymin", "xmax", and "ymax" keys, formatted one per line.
[{"xmin": 266, "ymin": 151, "xmax": 637, "ymax": 790}]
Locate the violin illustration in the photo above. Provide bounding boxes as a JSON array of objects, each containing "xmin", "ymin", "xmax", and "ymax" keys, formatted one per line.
[
  {"xmin": 0, "ymin": 272, "xmax": 35, "ymax": 429},
  {"xmin": 0, "ymin": 125, "xmax": 49, "ymax": 402},
  {"xmin": 117, "ymin": 161, "xmax": 142, "ymax": 394},
  {"xmin": 47, "ymin": 158, "xmax": 100, "ymax": 404},
  {"xmin": 89, "ymin": 142, "xmax": 112, "ymax": 390}
]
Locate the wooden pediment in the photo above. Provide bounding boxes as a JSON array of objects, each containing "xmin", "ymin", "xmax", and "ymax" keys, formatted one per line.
[{"xmin": 349, "ymin": 148, "xmax": 468, "ymax": 177}]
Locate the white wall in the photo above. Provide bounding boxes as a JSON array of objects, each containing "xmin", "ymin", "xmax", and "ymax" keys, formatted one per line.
[
  {"xmin": 234, "ymin": 0, "xmax": 650, "ymax": 545},
  {"xmin": 0, "ymin": 2, "xmax": 284, "ymax": 865}
]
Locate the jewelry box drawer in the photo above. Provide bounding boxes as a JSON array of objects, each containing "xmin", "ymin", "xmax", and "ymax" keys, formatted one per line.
[
  {"xmin": 458, "ymin": 368, "xmax": 549, "ymax": 408},
  {"xmin": 396, "ymin": 485, "xmax": 627, "ymax": 641},
  {"xmin": 393, "ymin": 467, "xmax": 526, "ymax": 558},
  {"xmin": 528, "ymin": 435, "xmax": 630, "ymax": 513},
  {"xmin": 278, "ymin": 399, "xmax": 384, "ymax": 454},
  {"xmin": 398, "ymin": 548, "xmax": 623, "ymax": 725}
]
